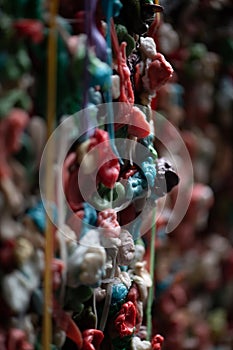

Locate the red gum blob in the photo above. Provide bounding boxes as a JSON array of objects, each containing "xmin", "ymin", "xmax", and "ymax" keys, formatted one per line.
[
  {"xmin": 0, "ymin": 109, "xmax": 29, "ymax": 179},
  {"xmin": 114, "ymin": 301, "xmax": 137, "ymax": 337},
  {"xmin": 7, "ymin": 329, "xmax": 33, "ymax": 350},
  {"xmin": 147, "ymin": 53, "xmax": 173, "ymax": 91},
  {"xmin": 127, "ymin": 284, "xmax": 143, "ymax": 333},
  {"xmin": 14, "ymin": 19, "xmax": 44, "ymax": 44},
  {"xmin": 81, "ymin": 329, "xmax": 104, "ymax": 350},
  {"xmin": 89, "ymin": 129, "xmax": 120, "ymax": 189},
  {"xmin": 117, "ymin": 42, "xmax": 134, "ymax": 104},
  {"xmin": 127, "ymin": 106, "xmax": 151, "ymax": 138},
  {"xmin": 97, "ymin": 209, "xmax": 120, "ymax": 238},
  {"xmin": 151, "ymin": 334, "xmax": 164, "ymax": 350}
]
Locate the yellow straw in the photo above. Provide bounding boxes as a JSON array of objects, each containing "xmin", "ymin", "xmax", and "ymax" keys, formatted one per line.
[
  {"xmin": 42, "ymin": 1, "xmax": 58, "ymax": 349},
  {"xmin": 155, "ymin": 0, "xmax": 160, "ymax": 22},
  {"xmin": 145, "ymin": 1, "xmax": 160, "ymax": 342}
]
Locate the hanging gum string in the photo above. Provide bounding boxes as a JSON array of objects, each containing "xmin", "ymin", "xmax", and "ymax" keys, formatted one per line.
[
  {"xmin": 42, "ymin": 0, "xmax": 58, "ymax": 349},
  {"xmin": 146, "ymin": 207, "xmax": 157, "ymax": 341}
]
